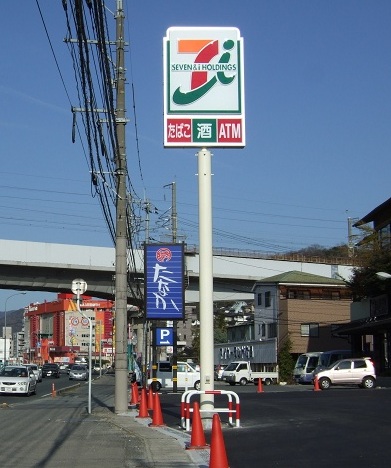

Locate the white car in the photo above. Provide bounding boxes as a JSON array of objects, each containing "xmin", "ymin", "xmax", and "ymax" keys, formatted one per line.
[
  {"xmin": 0, "ymin": 365, "xmax": 37, "ymax": 396},
  {"xmin": 314, "ymin": 357, "xmax": 376, "ymax": 390},
  {"xmin": 25, "ymin": 363, "xmax": 43, "ymax": 382}
]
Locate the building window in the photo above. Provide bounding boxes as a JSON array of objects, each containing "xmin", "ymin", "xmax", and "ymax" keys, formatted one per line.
[
  {"xmin": 288, "ymin": 290, "xmax": 296, "ymax": 299},
  {"xmin": 299, "ymin": 290, "xmax": 311, "ymax": 300},
  {"xmin": 268, "ymin": 322, "xmax": 277, "ymax": 338},
  {"xmin": 257, "ymin": 293, "xmax": 262, "ymax": 306},
  {"xmin": 265, "ymin": 291, "xmax": 271, "ymax": 308},
  {"xmin": 379, "ymin": 224, "xmax": 391, "ymax": 248},
  {"xmin": 288, "ymin": 289, "xmax": 311, "ymax": 299},
  {"xmin": 331, "ymin": 291, "xmax": 340, "ymax": 300},
  {"xmin": 301, "ymin": 323, "xmax": 319, "ymax": 337}
]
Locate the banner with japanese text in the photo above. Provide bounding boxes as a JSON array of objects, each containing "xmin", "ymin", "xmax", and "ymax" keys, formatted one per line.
[{"xmin": 145, "ymin": 243, "xmax": 185, "ymax": 320}]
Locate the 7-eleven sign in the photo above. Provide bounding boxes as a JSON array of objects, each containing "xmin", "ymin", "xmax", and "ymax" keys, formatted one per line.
[{"xmin": 163, "ymin": 27, "xmax": 245, "ymax": 148}]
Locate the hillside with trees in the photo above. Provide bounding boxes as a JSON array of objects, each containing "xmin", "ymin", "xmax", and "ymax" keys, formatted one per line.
[{"xmin": 0, "ymin": 309, "xmax": 24, "ymax": 334}]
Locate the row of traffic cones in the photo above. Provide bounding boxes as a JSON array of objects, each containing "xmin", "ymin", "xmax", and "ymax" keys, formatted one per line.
[
  {"xmin": 134, "ymin": 385, "xmax": 229, "ymax": 467},
  {"xmin": 135, "ymin": 386, "xmax": 166, "ymax": 426},
  {"xmin": 187, "ymin": 401, "xmax": 230, "ymax": 468}
]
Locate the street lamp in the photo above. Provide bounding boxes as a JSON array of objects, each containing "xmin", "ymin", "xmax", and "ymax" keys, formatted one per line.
[{"xmin": 3, "ymin": 292, "xmax": 27, "ymax": 365}]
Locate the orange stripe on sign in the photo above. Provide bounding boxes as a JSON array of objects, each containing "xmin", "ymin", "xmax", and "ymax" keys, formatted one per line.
[{"xmin": 178, "ymin": 39, "xmax": 212, "ymax": 53}]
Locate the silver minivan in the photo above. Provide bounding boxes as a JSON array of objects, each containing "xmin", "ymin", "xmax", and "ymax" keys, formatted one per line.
[{"xmin": 147, "ymin": 361, "xmax": 201, "ymax": 391}]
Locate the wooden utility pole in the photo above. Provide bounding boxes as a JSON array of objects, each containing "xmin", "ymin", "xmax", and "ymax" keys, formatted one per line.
[{"xmin": 114, "ymin": 0, "xmax": 129, "ymax": 414}]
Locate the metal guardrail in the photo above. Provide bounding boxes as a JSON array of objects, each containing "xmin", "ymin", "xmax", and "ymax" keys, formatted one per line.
[{"xmin": 181, "ymin": 389, "xmax": 241, "ymax": 431}]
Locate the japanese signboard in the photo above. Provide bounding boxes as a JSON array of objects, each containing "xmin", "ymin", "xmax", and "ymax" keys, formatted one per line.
[
  {"xmin": 163, "ymin": 27, "xmax": 245, "ymax": 148},
  {"xmin": 145, "ymin": 244, "xmax": 185, "ymax": 320}
]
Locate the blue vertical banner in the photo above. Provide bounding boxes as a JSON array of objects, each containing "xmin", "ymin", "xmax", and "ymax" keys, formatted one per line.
[{"xmin": 145, "ymin": 243, "xmax": 185, "ymax": 320}]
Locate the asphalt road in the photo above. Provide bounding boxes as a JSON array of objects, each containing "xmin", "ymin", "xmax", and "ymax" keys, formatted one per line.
[
  {"xmin": 0, "ymin": 369, "xmax": 98, "ymax": 404},
  {"xmin": 158, "ymin": 382, "xmax": 391, "ymax": 468},
  {"xmin": 2, "ymin": 377, "xmax": 391, "ymax": 468}
]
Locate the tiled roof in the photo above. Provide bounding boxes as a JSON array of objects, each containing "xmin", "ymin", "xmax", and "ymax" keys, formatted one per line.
[{"xmin": 255, "ymin": 270, "xmax": 345, "ymax": 285}]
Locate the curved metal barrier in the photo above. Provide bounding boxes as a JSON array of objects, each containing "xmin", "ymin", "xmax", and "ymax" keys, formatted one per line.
[{"xmin": 181, "ymin": 389, "xmax": 241, "ymax": 431}]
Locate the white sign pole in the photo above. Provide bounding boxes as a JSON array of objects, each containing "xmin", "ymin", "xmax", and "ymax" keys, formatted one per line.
[
  {"xmin": 163, "ymin": 27, "xmax": 245, "ymax": 424},
  {"xmin": 198, "ymin": 148, "xmax": 215, "ymax": 426},
  {"xmin": 71, "ymin": 279, "xmax": 92, "ymax": 415}
]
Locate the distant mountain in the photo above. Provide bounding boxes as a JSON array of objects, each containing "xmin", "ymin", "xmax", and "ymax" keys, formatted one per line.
[{"xmin": 0, "ymin": 309, "xmax": 24, "ymax": 335}]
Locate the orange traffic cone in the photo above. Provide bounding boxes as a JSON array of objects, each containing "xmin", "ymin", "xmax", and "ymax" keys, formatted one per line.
[
  {"xmin": 209, "ymin": 414, "xmax": 229, "ymax": 468},
  {"xmin": 186, "ymin": 401, "xmax": 209, "ymax": 450},
  {"xmin": 147, "ymin": 385, "xmax": 154, "ymax": 410},
  {"xmin": 129, "ymin": 382, "xmax": 138, "ymax": 406},
  {"xmin": 257, "ymin": 377, "xmax": 264, "ymax": 393},
  {"xmin": 51, "ymin": 383, "xmax": 56, "ymax": 397},
  {"xmin": 136, "ymin": 387, "xmax": 150, "ymax": 418},
  {"xmin": 313, "ymin": 376, "xmax": 321, "ymax": 392},
  {"xmin": 149, "ymin": 392, "xmax": 166, "ymax": 427}
]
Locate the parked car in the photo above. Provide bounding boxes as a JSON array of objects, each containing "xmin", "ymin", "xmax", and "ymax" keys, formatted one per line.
[
  {"xmin": 0, "ymin": 365, "xmax": 37, "ymax": 396},
  {"xmin": 313, "ymin": 357, "xmax": 376, "ymax": 390},
  {"xmin": 25, "ymin": 363, "xmax": 43, "ymax": 382},
  {"xmin": 42, "ymin": 363, "xmax": 61, "ymax": 378},
  {"xmin": 69, "ymin": 365, "xmax": 88, "ymax": 381}
]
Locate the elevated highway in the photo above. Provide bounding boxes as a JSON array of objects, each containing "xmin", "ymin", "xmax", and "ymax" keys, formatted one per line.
[{"xmin": 0, "ymin": 239, "xmax": 354, "ymax": 304}]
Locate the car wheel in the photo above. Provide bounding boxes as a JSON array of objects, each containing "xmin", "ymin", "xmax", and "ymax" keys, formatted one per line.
[
  {"xmin": 318, "ymin": 377, "xmax": 331, "ymax": 390},
  {"xmin": 362, "ymin": 376, "xmax": 375, "ymax": 389},
  {"xmin": 151, "ymin": 381, "xmax": 161, "ymax": 392},
  {"xmin": 264, "ymin": 378, "xmax": 272, "ymax": 386},
  {"xmin": 194, "ymin": 380, "xmax": 201, "ymax": 391},
  {"xmin": 239, "ymin": 377, "xmax": 248, "ymax": 386},
  {"xmin": 229, "ymin": 382, "xmax": 236, "ymax": 386}
]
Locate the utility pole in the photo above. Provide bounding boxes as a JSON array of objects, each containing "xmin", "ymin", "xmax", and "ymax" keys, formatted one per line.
[
  {"xmin": 114, "ymin": 0, "xmax": 129, "ymax": 414},
  {"xmin": 164, "ymin": 182, "xmax": 177, "ymax": 242},
  {"xmin": 348, "ymin": 217, "xmax": 354, "ymax": 258},
  {"xmin": 171, "ymin": 181, "xmax": 177, "ymax": 243},
  {"xmin": 164, "ymin": 182, "xmax": 179, "ymax": 391}
]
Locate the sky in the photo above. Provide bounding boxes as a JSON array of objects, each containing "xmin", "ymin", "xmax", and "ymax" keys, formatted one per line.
[{"xmin": 0, "ymin": 0, "xmax": 390, "ymax": 310}]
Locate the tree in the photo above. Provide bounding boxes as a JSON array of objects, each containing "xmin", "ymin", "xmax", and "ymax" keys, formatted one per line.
[
  {"xmin": 178, "ymin": 312, "xmax": 228, "ymax": 363},
  {"xmin": 214, "ymin": 313, "xmax": 227, "ymax": 343},
  {"xmin": 278, "ymin": 335, "xmax": 295, "ymax": 383},
  {"xmin": 345, "ymin": 246, "xmax": 391, "ymax": 301},
  {"xmin": 286, "ymin": 243, "xmax": 350, "ymax": 260},
  {"xmin": 190, "ymin": 326, "xmax": 200, "ymax": 362}
]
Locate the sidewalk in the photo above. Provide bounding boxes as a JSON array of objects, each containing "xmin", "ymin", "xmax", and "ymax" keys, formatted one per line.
[
  {"xmin": 63, "ymin": 374, "xmax": 209, "ymax": 468},
  {"xmin": 0, "ymin": 374, "xmax": 208, "ymax": 468}
]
